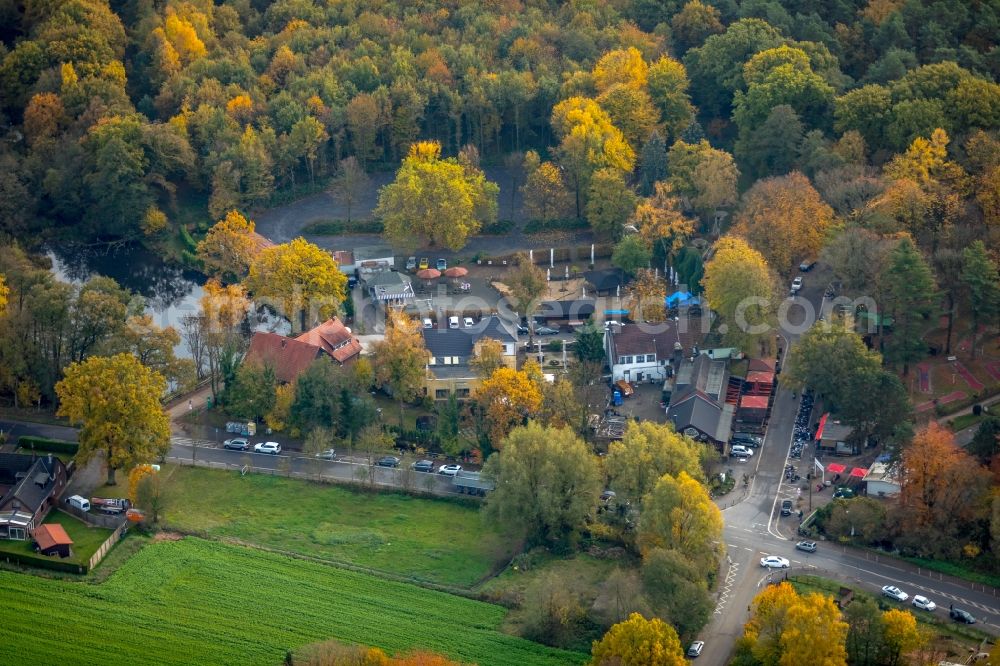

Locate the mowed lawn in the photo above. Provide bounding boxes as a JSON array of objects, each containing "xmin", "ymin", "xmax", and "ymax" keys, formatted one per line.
[
  {"xmin": 160, "ymin": 466, "xmax": 512, "ymax": 587},
  {"xmin": 0, "ymin": 538, "xmax": 585, "ymax": 666},
  {"xmin": 0, "ymin": 510, "xmax": 112, "ymax": 567}
]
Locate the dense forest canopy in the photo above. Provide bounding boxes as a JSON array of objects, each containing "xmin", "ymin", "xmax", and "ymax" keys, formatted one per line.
[{"xmin": 0, "ymin": 0, "xmax": 997, "ymax": 245}]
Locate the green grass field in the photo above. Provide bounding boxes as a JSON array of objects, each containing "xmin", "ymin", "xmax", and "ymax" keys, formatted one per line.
[
  {"xmin": 0, "ymin": 510, "xmax": 112, "ymax": 566},
  {"xmin": 0, "ymin": 537, "xmax": 583, "ymax": 665},
  {"xmin": 160, "ymin": 466, "xmax": 513, "ymax": 588}
]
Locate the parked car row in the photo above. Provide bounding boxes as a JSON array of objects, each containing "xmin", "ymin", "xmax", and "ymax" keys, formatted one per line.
[
  {"xmin": 219, "ymin": 441, "xmax": 469, "ymax": 476},
  {"xmin": 405, "ymin": 257, "xmax": 448, "ymax": 272},
  {"xmin": 881, "ymin": 586, "xmax": 975, "ymax": 622},
  {"xmin": 221, "ymin": 438, "xmax": 282, "ymax": 454}
]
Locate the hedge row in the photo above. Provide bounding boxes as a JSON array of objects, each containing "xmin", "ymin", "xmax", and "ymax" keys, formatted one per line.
[
  {"xmin": 0, "ymin": 549, "xmax": 87, "ymax": 575},
  {"xmin": 301, "ymin": 218, "xmax": 384, "ymax": 235},
  {"xmin": 933, "ymin": 384, "xmax": 1000, "ymax": 418},
  {"xmin": 17, "ymin": 436, "xmax": 78, "ymax": 455}
]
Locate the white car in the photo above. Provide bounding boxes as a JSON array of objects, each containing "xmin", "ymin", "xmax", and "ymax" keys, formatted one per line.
[
  {"xmin": 463, "ymin": 317, "xmax": 475, "ymax": 328},
  {"xmin": 881, "ymin": 585, "xmax": 908, "ymax": 602},
  {"xmin": 912, "ymin": 595, "xmax": 936, "ymax": 611},
  {"xmin": 760, "ymin": 555, "xmax": 790, "ymax": 569},
  {"xmin": 686, "ymin": 640, "xmax": 704, "ymax": 658},
  {"xmin": 314, "ymin": 448, "xmax": 336, "ymax": 460},
  {"xmin": 730, "ymin": 445, "xmax": 754, "ymax": 458},
  {"xmin": 437, "ymin": 464, "xmax": 462, "ymax": 476},
  {"xmin": 790, "ymin": 276, "xmax": 803, "ymax": 293},
  {"xmin": 254, "ymin": 441, "xmax": 281, "ymax": 455}
]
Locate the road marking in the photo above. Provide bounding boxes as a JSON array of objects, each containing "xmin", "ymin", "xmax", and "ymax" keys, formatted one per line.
[{"xmin": 715, "ymin": 558, "xmax": 740, "ymax": 615}]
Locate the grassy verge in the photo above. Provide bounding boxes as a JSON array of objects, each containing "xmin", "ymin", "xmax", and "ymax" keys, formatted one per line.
[
  {"xmin": 789, "ymin": 574, "xmax": 993, "ymax": 647},
  {"xmin": 947, "ymin": 412, "xmax": 985, "ymax": 432},
  {"xmin": 159, "ymin": 465, "xmax": 512, "ymax": 588},
  {"xmin": 0, "ymin": 537, "xmax": 584, "ymax": 666},
  {"xmin": 900, "ymin": 555, "xmax": 1000, "ymax": 589},
  {"xmin": 0, "ymin": 510, "xmax": 112, "ymax": 567}
]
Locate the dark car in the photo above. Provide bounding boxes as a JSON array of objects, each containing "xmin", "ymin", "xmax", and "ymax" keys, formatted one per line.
[
  {"xmin": 516, "ymin": 324, "xmax": 529, "ymax": 335},
  {"xmin": 411, "ymin": 459, "xmax": 435, "ymax": 473},
  {"xmin": 781, "ymin": 499, "xmax": 793, "ymax": 516},
  {"xmin": 223, "ymin": 438, "xmax": 250, "ymax": 451},
  {"xmin": 950, "ymin": 608, "xmax": 976, "ymax": 624},
  {"xmin": 375, "ymin": 456, "xmax": 400, "ymax": 468},
  {"xmin": 535, "ymin": 325, "xmax": 560, "ymax": 335},
  {"xmin": 732, "ymin": 432, "xmax": 763, "ymax": 447}
]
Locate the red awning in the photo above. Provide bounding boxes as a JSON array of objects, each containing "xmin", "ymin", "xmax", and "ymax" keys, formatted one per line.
[
  {"xmin": 826, "ymin": 463, "xmax": 846, "ymax": 474},
  {"xmin": 850, "ymin": 467, "xmax": 868, "ymax": 478},
  {"xmin": 739, "ymin": 395, "xmax": 769, "ymax": 409},
  {"xmin": 814, "ymin": 413, "xmax": 829, "ymax": 441}
]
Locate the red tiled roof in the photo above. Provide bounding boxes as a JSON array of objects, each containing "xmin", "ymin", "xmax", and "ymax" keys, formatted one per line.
[
  {"xmin": 295, "ymin": 318, "xmax": 362, "ymax": 364},
  {"xmin": 245, "ymin": 332, "xmax": 323, "ymax": 383},
  {"xmin": 748, "ymin": 358, "xmax": 775, "ymax": 373},
  {"xmin": 739, "ymin": 395, "xmax": 769, "ymax": 410},
  {"xmin": 746, "ymin": 370, "xmax": 775, "ymax": 384},
  {"xmin": 34, "ymin": 523, "xmax": 72, "ymax": 550},
  {"xmin": 332, "ymin": 250, "xmax": 353, "ymax": 267}
]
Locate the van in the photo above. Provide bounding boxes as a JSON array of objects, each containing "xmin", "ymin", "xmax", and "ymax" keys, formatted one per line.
[
  {"xmin": 448, "ymin": 316, "xmax": 459, "ymax": 329},
  {"xmin": 422, "ymin": 318, "xmax": 433, "ymax": 329},
  {"xmin": 67, "ymin": 495, "xmax": 90, "ymax": 512}
]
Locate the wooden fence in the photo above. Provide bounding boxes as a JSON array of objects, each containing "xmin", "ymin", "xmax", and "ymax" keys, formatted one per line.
[{"xmin": 88, "ymin": 521, "xmax": 127, "ymax": 571}]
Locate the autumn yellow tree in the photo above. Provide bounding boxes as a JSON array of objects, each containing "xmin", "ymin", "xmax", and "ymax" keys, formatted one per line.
[
  {"xmin": 592, "ymin": 47, "xmax": 648, "ymax": 92},
  {"xmin": 638, "ymin": 471, "xmax": 723, "ymax": 577},
  {"xmin": 703, "ymin": 236, "xmax": 777, "ymax": 354},
  {"xmin": 741, "ymin": 581, "xmax": 848, "ymax": 666},
  {"xmin": 56, "ymin": 353, "xmax": 170, "ymax": 485},
  {"xmin": 630, "ymin": 181, "xmax": 694, "ymax": 265},
  {"xmin": 371, "ymin": 312, "xmax": 429, "ymax": 425},
  {"xmin": 245, "ymin": 237, "xmax": 347, "ymax": 333},
  {"xmin": 880, "ymin": 608, "xmax": 924, "ymax": 666},
  {"xmin": 127, "ymin": 464, "xmax": 156, "ymax": 503},
  {"xmin": 606, "ymin": 421, "xmax": 705, "ymax": 504},
  {"xmin": 195, "ymin": 210, "xmax": 259, "ymax": 279},
  {"xmin": 0, "ymin": 274, "xmax": 7, "ymax": 315},
  {"xmin": 469, "ymin": 338, "xmax": 505, "ymax": 378},
  {"xmin": 376, "ymin": 141, "xmax": 499, "ymax": 251},
  {"xmin": 597, "ymin": 84, "xmax": 661, "ymax": 151},
  {"xmin": 521, "ymin": 157, "xmax": 574, "ymax": 221},
  {"xmin": 732, "ymin": 172, "xmax": 835, "ymax": 275},
  {"xmin": 506, "ymin": 252, "xmax": 547, "ymax": 324},
  {"xmin": 551, "ymin": 97, "xmax": 635, "ymax": 218},
  {"xmin": 475, "ymin": 366, "xmax": 543, "ymax": 450},
  {"xmin": 590, "ymin": 612, "xmax": 686, "ymax": 666}
]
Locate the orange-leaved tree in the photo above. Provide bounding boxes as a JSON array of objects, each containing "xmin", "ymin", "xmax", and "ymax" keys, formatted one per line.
[{"xmin": 475, "ymin": 366, "xmax": 543, "ymax": 449}]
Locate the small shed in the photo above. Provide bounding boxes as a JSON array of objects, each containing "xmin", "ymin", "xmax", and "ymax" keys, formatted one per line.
[
  {"xmin": 33, "ymin": 523, "xmax": 73, "ymax": 558},
  {"xmin": 815, "ymin": 413, "xmax": 856, "ymax": 455}
]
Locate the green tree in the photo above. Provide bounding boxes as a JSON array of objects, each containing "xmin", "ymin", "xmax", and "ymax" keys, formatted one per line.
[
  {"xmin": 226, "ymin": 362, "xmax": 277, "ymax": 422},
  {"xmin": 590, "ymin": 612, "xmax": 687, "ymax": 666},
  {"xmin": 671, "ymin": 1, "xmax": 724, "ymax": 55},
  {"xmin": 612, "ymin": 235, "xmax": 651, "ymax": 278},
  {"xmin": 844, "ymin": 596, "xmax": 884, "ymax": 666},
  {"xmin": 606, "ymin": 421, "xmax": 705, "ymax": 505},
  {"xmin": 574, "ymin": 322, "xmax": 606, "ymax": 364},
  {"xmin": 880, "ymin": 236, "xmax": 936, "ymax": 374},
  {"xmin": 55, "ymin": 353, "xmax": 169, "ymax": 486},
  {"xmin": 834, "ymin": 84, "xmax": 892, "ymax": 151},
  {"xmin": 521, "ymin": 157, "xmax": 574, "ymax": 222},
  {"xmin": 641, "ymin": 548, "xmax": 713, "ymax": 641},
  {"xmin": 292, "ymin": 358, "xmax": 344, "ymax": 433},
  {"xmin": 735, "ymin": 104, "xmax": 804, "ymax": 181},
  {"xmin": 597, "ymin": 84, "xmax": 661, "ymax": 152},
  {"xmin": 961, "ymin": 240, "xmax": 1000, "ymax": 358},
  {"xmin": 639, "ymin": 130, "xmax": 668, "ymax": 195},
  {"xmin": 785, "ymin": 325, "xmax": 883, "ymax": 414},
  {"xmin": 436, "ymin": 393, "xmax": 463, "ymax": 456},
  {"xmin": 666, "ymin": 140, "xmax": 739, "ymax": 219},
  {"xmin": 646, "ymin": 56, "xmax": 695, "ymax": 140},
  {"xmin": 376, "ymin": 141, "xmax": 498, "ymax": 251},
  {"xmin": 586, "ymin": 168, "xmax": 637, "ymax": 238},
  {"xmin": 733, "ymin": 46, "xmax": 834, "ymax": 133},
  {"xmin": 482, "ymin": 421, "xmax": 602, "ymax": 549},
  {"xmin": 967, "ymin": 417, "xmax": 1000, "ymax": 465}
]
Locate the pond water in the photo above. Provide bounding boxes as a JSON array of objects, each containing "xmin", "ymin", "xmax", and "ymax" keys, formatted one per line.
[{"xmin": 46, "ymin": 243, "xmax": 289, "ymax": 358}]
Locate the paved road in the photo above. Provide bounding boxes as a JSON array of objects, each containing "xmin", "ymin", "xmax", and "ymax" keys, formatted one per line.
[
  {"xmin": 696, "ymin": 272, "xmax": 1000, "ymax": 664},
  {"xmin": 168, "ymin": 437, "xmax": 469, "ymax": 497}
]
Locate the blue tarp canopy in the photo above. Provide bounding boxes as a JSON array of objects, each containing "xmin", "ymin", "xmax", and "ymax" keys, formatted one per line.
[{"xmin": 666, "ymin": 291, "xmax": 700, "ymax": 307}]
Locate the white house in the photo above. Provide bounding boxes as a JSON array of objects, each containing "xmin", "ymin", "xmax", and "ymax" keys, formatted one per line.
[
  {"xmin": 862, "ymin": 462, "xmax": 900, "ymax": 497},
  {"xmin": 604, "ymin": 320, "xmax": 705, "ymax": 385}
]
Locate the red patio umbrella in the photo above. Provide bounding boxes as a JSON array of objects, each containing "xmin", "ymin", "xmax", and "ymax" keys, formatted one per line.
[
  {"xmin": 849, "ymin": 467, "xmax": 868, "ymax": 478},
  {"xmin": 443, "ymin": 267, "xmax": 468, "ymax": 278},
  {"xmin": 826, "ymin": 463, "xmax": 846, "ymax": 474},
  {"xmin": 416, "ymin": 268, "xmax": 441, "ymax": 280}
]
